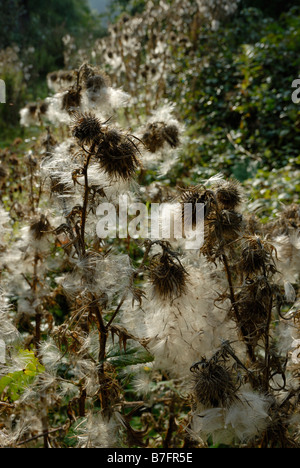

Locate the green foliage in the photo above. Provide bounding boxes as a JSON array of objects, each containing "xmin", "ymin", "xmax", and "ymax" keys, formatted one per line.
[
  {"xmin": 0, "ymin": 0, "xmax": 106, "ymax": 138},
  {"xmin": 0, "ymin": 349, "xmax": 45, "ymax": 402},
  {"xmin": 171, "ymin": 6, "xmax": 300, "ymax": 177},
  {"xmin": 0, "ymin": 0, "xmax": 104, "ymax": 53},
  {"xmin": 240, "ymin": 0, "xmax": 296, "ymax": 18},
  {"xmin": 107, "ymin": 344, "xmax": 154, "ymax": 370}
]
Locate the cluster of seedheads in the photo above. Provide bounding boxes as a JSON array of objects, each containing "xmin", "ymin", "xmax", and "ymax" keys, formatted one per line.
[
  {"xmin": 62, "ymin": 65, "xmax": 112, "ymax": 114},
  {"xmin": 72, "ymin": 112, "xmax": 142, "ymax": 180}
]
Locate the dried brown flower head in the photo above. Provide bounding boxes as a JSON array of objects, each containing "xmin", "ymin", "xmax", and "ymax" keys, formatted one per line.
[
  {"xmin": 201, "ymin": 208, "xmax": 243, "ymax": 260},
  {"xmin": 28, "ymin": 103, "xmax": 38, "ymax": 116},
  {"xmin": 234, "ymin": 278, "xmax": 274, "ymax": 346},
  {"xmin": 62, "ymin": 87, "xmax": 82, "ymax": 113},
  {"xmin": 39, "ymin": 101, "xmax": 49, "ymax": 116},
  {"xmin": 239, "ymin": 236, "xmax": 277, "ymax": 276},
  {"xmin": 85, "ymin": 74, "xmax": 111, "ymax": 92},
  {"xmin": 149, "ymin": 247, "xmax": 188, "ymax": 299},
  {"xmin": 179, "ymin": 186, "xmax": 215, "ymax": 225},
  {"xmin": 72, "ymin": 112, "xmax": 102, "ymax": 146},
  {"xmin": 48, "ymin": 72, "xmax": 58, "ymax": 83},
  {"xmin": 80, "ymin": 63, "xmax": 111, "ymax": 89},
  {"xmin": 95, "ymin": 128, "xmax": 141, "ymax": 180},
  {"xmin": 217, "ymin": 210, "xmax": 243, "ymax": 240},
  {"xmin": 192, "ymin": 357, "xmax": 238, "ymax": 408},
  {"xmin": 142, "ymin": 122, "xmax": 180, "ymax": 153},
  {"xmin": 215, "ymin": 180, "xmax": 243, "ymax": 210},
  {"xmin": 30, "ymin": 215, "xmax": 51, "ymax": 240}
]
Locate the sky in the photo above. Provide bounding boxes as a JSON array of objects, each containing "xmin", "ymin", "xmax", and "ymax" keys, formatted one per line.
[{"xmin": 88, "ymin": 0, "xmax": 111, "ymax": 13}]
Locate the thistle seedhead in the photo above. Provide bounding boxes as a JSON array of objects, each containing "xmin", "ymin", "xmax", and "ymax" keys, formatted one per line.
[
  {"xmin": 217, "ymin": 209, "xmax": 243, "ymax": 241},
  {"xmin": 215, "ymin": 179, "xmax": 243, "ymax": 210},
  {"xmin": 95, "ymin": 129, "xmax": 141, "ymax": 180},
  {"xmin": 72, "ymin": 112, "xmax": 103, "ymax": 146},
  {"xmin": 62, "ymin": 87, "xmax": 82, "ymax": 113},
  {"xmin": 179, "ymin": 186, "xmax": 215, "ymax": 225},
  {"xmin": 239, "ymin": 236, "xmax": 277, "ymax": 276},
  {"xmin": 85, "ymin": 74, "xmax": 111, "ymax": 92},
  {"xmin": 192, "ymin": 357, "xmax": 238, "ymax": 408},
  {"xmin": 30, "ymin": 215, "xmax": 51, "ymax": 240},
  {"xmin": 79, "ymin": 63, "xmax": 111, "ymax": 90},
  {"xmin": 149, "ymin": 247, "xmax": 188, "ymax": 299},
  {"xmin": 201, "ymin": 208, "xmax": 243, "ymax": 260},
  {"xmin": 234, "ymin": 277, "xmax": 278, "ymax": 346},
  {"xmin": 142, "ymin": 122, "xmax": 180, "ymax": 153}
]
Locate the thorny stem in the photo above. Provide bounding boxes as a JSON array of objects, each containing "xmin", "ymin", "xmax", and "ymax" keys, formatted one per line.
[
  {"xmin": 221, "ymin": 253, "xmax": 255, "ymax": 362},
  {"xmin": 163, "ymin": 396, "xmax": 176, "ymax": 449},
  {"xmin": 61, "ymin": 197, "xmax": 81, "ymax": 258},
  {"xmin": 213, "ymin": 201, "xmax": 256, "ymax": 363},
  {"xmin": 263, "ymin": 278, "xmax": 274, "ymax": 392},
  {"xmin": 81, "ymin": 151, "xmax": 94, "ymax": 254},
  {"xmin": 15, "ymin": 426, "xmax": 65, "ymax": 447},
  {"xmin": 88, "ymin": 241, "xmax": 154, "ymax": 414},
  {"xmin": 79, "ymin": 386, "xmax": 87, "ymax": 417},
  {"xmin": 90, "ymin": 300, "xmax": 109, "ymax": 413},
  {"xmin": 29, "ymin": 163, "xmax": 35, "ymax": 213},
  {"xmin": 32, "ymin": 254, "xmax": 41, "ymax": 350},
  {"xmin": 79, "ymin": 142, "xmax": 112, "ymax": 414},
  {"xmin": 32, "ymin": 253, "xmax": 49, "ymax": 448}
]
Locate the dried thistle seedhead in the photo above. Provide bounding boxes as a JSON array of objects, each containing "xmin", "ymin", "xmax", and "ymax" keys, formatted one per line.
[
  {"xmin": 239, "ymin": 236, "xmax": 277, "ymax": 276},
  {"xmin": 234, "ymin": 279, "xmax": 274, "ymax": 346},
  {"xmin": 217, "ymin": 210, "xmax": 243, "ymax": 240},
  {"xmin": 281, "ymin": 203, "xmax": 300, "ymax": 223},
  {"xmin": 163, "ymin": 124, "xmax": 180, "ymax": 148},
  {"xmin": 142, "ymin": 122, "xmax": 180, "ymax": 153},
  {"xmin": 80, "ymin": 63, "xmax": 111, "ymax": 88},
  {"xmin": 201, "ymin": 208, "xmax": 243, "ymax": 260},
  {"xmin": 85, "ymin": 74, "xmax": 111, "ymax": 92},
  {"xmin": 142, "ymin": 123, "xmax": 164, "ymax": 152},
  {"xmin": 48, "ymin": 71, "xmax": 58, "ymax": 83},
  {"xmin": 72, "ymin": 112, "xmax": 102, "ymax": 146},
  {"xmin": 149, "ymin": 248, "xmax": 188, "ymax": 299},
  {"xmin": 192, "ymin": 357, "xmax": 238, "ymax": 408},
  {"xmin": 215, "ymin": 180, "xmax": 243, "ymax": 210},
  {"xmin": 39, "ymin": 101, "xmax": 49, "ymax": 116},
  {"xmin": 179, "ymin": 186, "xmax": 215, "ymax": 225},
  {"xmin": 30, "ymin": 215, "xmax": 51, "ymax": 240},
  {"xmin": 59, "ymin": 71, "xmax": 75, "ymax": 84},
  {"xmin": 95, "ymin": 129, "xmax": 141, "ymax": 180},
  {"xmin": 62, "ymin": 87, "xmax": 82, "ymax": 113},
  {"xmin": 28, "ymin": 103, "xmax": 38, "ymax": 116}
]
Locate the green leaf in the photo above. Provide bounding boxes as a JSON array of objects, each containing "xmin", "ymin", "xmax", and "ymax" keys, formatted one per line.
[{"xmin": 0, "ymin": 349, "xmax": 45, "ymax": 402}]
